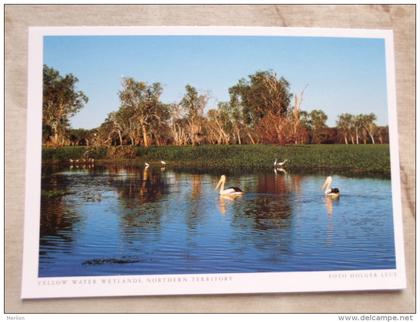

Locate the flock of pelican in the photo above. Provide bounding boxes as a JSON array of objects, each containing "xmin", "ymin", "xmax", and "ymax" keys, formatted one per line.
[{"xmin": 215, "ymin": 158, "xmax": 340, "ymax": 198}]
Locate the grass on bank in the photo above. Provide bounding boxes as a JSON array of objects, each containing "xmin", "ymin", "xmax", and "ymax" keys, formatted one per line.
[{"xmin": 42, "ymin": 144, "xmax": 391, "ymax": 176}]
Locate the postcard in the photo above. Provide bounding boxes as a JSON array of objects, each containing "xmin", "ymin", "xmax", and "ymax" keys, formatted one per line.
[{"xmin": 21, "ymin": 26, "xmax": 406, "ymax": 299}]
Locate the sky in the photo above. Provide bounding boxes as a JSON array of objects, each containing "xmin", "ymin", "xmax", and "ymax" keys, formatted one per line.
[{"xmin": 44, "ymin": 35, "xmax": 388, "ymax": 129}]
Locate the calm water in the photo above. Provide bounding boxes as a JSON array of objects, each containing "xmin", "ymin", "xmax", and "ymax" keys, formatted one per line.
[{"xmin": 39, "ymin": 164, "xmax": 396, "ymax": 277}]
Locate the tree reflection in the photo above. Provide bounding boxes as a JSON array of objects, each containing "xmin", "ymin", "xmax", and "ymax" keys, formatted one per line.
[
  {"xmin": 40, "ymin": 167, "xmax": 83, "ymax": 276},
  {"xmin": 229, "ymin": 173, "xmax": 296, "ymax": 258},
  {"xmin": 40, "ymin": 168, "xmax": 80, "ymax": 241},
  {"xmin": 184, "ymin": 174, "xmax": 206, "ymax": 232},
  {"xmin": 106, "ymin": 165, "xmax": 168, "ymax": 206},
  {"xmin": 100, "ymin": 165, "xmax": 170, "ymax": 246}
]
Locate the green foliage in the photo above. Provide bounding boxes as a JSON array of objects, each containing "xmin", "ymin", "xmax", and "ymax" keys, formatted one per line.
[
  {"xmin": 42, "ymin": 146, "xmax": 107, "ymax": 161},
  {"xmin": 136, "ymin": 144, "xmax": 390, "ymax": 176},
  {"xmin": 43, "ymin": 65, "xmax": 88, "ymax": 146},
  {"xmin": 43, "ymin": 144, "xmax": 390, "ymax": 176},
  {"xmin": 106, "ymin": 146, "xmax": 137, "ymax": 159},
  {"xmin": 229, "ymin": 70, "xmax": 292, "ymax": 125},
  {"xmin": 100, "ymin": 77, "xmax": 171, "ymax": 147}
]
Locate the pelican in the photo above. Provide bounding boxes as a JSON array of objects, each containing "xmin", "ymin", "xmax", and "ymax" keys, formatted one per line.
[
  {"xmin": 215, "ymin": 175, "xmax": 244, "ymax": 195},
  {"xmin": 322, "ymin": 176, "xmax": 340, "ymax": 198},
  {"xmin": 274, "ymin": 159, "xmax": 288, "ymax": 167},
  {"xmin": 160, "ymin": 160, "xmax": 167, "ymax": 166}
]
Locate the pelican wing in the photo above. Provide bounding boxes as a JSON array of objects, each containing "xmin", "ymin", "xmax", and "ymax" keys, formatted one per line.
[{"xmin": 226, "ymin": 186, "xmax": 243, "ymax": 193}]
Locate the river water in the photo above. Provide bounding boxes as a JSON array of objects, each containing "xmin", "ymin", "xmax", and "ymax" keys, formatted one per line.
[{"xmin": 39, "ymin": 164, "xmax": 396, "ymax": 277}]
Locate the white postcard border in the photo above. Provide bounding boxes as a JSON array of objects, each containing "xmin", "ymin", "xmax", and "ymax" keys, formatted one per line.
[{"xmin": 22, "ymin": 26, "xmax": 406, "ymax": 299}]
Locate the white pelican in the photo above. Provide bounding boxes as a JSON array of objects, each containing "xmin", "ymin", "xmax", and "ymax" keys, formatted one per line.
[
  {"xmin": 215, "ymin": 175, "xmax": 244, "ymax": 195},
  {"xmin": 160, "ymin": 160, "xmax": 167, "ymax": 166},
  {"xmin": 322, "ymin": 176, "xmax": 340, "ymax": 198},
  {"xmin": 274, "ymin": 159, "xmax": 288, "ymax": 167}
]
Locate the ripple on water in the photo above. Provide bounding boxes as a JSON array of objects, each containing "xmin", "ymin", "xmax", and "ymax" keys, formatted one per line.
[{"xmin": 39, "ymin": 167, "xmax": 397, "ymax": 276}]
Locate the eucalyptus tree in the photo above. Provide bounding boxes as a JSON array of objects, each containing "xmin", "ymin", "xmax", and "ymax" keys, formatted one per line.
[
  {"xmin": 42, "ymin": 65, "xmax": 88, "ymax": 146},
  {"xmin": 290, "ymin": 86, "xmax": 309, "ymax": 144},
  {"xmin": 228, "ymin": 99, "xmax": 245, "ymax": 144},
  {"xmin": 228, "ymin": 70, "xmax": 292, "ymax": 144},
  {"xmin": 96, "ymin": 115, "xmax": 121, "ymax": 146},
  {"xmin": 336, "ymin": 113, "xmax": 354, "ymax": 144},
  {"xmin": 119, "ymin": 77, "xmax": 167, "ymax": 147},
  {"xmin": 361, "ymin": 113, "xmax": 378, "ymax": 144},
  {"xmin": 148, "ymin": 102, "xmax": 171, "ymax": 146},
  {"xmin": 376, "ymin": 126, "xmax": 388, "ymax": 144},
  {"xmin": 108, "ymin": 111, "xmax": 124, "ymax": 146},
  {"xmin": 353, "ymin": 114, "xmax": 365, "ymax": 144},
  {"xmin": 67, "ymin": 128, "xmax": 92, "ymax": 146},
  {"xmin": 308, "ymin": 109, "xmax": 328, "ymax": 144},
  {"xmin": 180, "ymin": 85, "xmax": 208, "ymax": 145},
  {"xmin": 229, "ymin": 91, "xmax": 255, "ymax": 144},
  {"xmin": 207, "ymin": 103, "xmax": 232, "ymax": 145},
  {"xmin": 168, "ymin": 104, "xmax": 188, "ymax": 146},
  {"xmin": 229, "ymin": 70, "xmax": 292, "ymax": 125}
]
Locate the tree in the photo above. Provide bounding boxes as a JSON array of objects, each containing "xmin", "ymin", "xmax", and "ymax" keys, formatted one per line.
[
  {"xmin": 119, "ymin": 77, "xmax": 167, "ymax": 147},
  {"xmin": 336, "ymin": 113, "xmax": 354, "ymax": 144},
  {"xmin": 206, "ymin": 104, "xmax": 232, "ymax": 145},
  {"xmin": 168, "ymin": 104, "xmax": 188, "ymax": 146},
  {"xmin": 308, "ymin": 109, "xmax": 328, "ymax": 143},
  {"xmin": 353, "ymin": 114, "xmax": 365, "ymax": 144},
  {"xmin": 228, "ymin": 99, "xmax": 245, "ymax": 144},
  {"xmin": 291, "ymin": 85, "xmax": 309, "ymax": 144},
  {"xmin": 180, "ymin": 85, "xmax": 208, "ymax": 145},
  {"xmin": 43, "ymin": 65, "xmax": 88, "ymax": 146},
  {"xmin": 376, "ymin": 126, "xmax": 389, "ymax": 144},
  {"xmin": 229, "ymin": 70, "xmax": 292, "ymax": 127},
  {"xmin": 229, "ymin": 91, "xmax": 255, "ymax": 144},
  {"xmin": 67, "ymin": 128, "xmax": 93, "ymax": 146},
  {"xmin": 361, "ymin": 113, "xmax": 378, "ymax": 144}
]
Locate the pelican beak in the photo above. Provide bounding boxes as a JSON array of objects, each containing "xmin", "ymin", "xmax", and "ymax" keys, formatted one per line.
[
  {"xmin": 215, "ymin": 178, "xmax": 222, "ymax": 191},
  {"xmin": 322, "ymin": 177, "xmax": 332, "ymax": 190}
]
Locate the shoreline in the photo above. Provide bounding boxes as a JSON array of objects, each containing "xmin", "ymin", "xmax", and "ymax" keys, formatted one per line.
[{"xmin": 41, "ymin": 144, "xmax": 391, "ymax": 178}]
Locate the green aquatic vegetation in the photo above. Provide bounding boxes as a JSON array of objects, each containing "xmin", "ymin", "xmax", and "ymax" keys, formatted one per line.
[
  {"xmin": 135, "ymin": 144, "xmax": 390, "ymax": 176},
  {"xmin": 42, "ymin": 144, "xmax": 391, "ymax": 176},
  {"xmin": 42, "ymin": 146, "xmax": 107, "ymax": 161}
]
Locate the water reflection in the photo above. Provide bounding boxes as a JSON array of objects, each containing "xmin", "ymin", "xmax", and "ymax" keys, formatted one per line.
[
  {"xmin": 39, "ymin": 164, "xmax": 396, "ymax": 277},
  {"xmin": 218, "ymin": 194, "xmax": 242, "ymax": 215}
]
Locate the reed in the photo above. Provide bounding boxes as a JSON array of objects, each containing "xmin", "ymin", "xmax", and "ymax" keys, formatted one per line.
[{"xmin": 42, "ymin": 144, "xmax": 391, "ymax": 176}]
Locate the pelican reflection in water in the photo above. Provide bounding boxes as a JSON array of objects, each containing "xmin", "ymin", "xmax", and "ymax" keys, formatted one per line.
[
  {"xmin": 325, "ymin": 196, "xmax": 334, "ymax": 216},
  {"xmin": 218, "ymin": 194, "xmax": 242, "ymax": 215}
]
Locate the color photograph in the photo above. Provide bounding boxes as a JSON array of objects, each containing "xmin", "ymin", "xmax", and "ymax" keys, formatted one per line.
[{"xmin": 22, "ymin": 27, "xmax": 405, "ymax": 298}]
